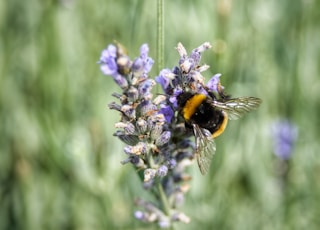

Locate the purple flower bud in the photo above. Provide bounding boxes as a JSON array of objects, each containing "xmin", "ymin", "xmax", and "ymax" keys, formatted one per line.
[
  {"xmin": 150, "ymin": 123, "xmax": 163, "ymax": 140},
  {"xmin": 156, "ymin": 131, "xmax": 171, "ymax": 146},
  {"xmin": 189, "ymin": 51, "xmax": 201, "ymax": 67},
  {"xmin": 272, "ymin": 120, "xmax": 298, "ymax": 160},
  {"xmin": 140, "ymin": 44, "xmax": 150, "ymax": 60},
  {"xmin": 180, "ymin": 58, "xmax": 194, "ymax": 73},
  {"xmin": 111, "ymin": 73, "xmax": 128, "ymax": 89},
  {"xmin": 207, "ymin": 73, "xmax": 222, "ymax": 93},
  {"xmin": 132, "ymin": 58, "xmax": 144, "ymax": 73},
  {"xmin": 197, "ymin": 85, "xmax": 209, "ymax": 95},
  {"xmin": 147, "ymin": 114, "xmax": 165, "ymax": 132},
  {"xmin": 193, "ymin": 42, "xmax": 212, "ymax": 53},
  {"xmin": 159, "ymin": 104, "xmax": 174, "ymax": 123},
  {"xmin": 137, "ymin": 117, "xmax": 148, "ymax": 134},
  {"xmin": 121, "ymin": 105, "xmax": 136, "ymax": 119},
  {"xmin": 127, "ymin": 86, "xmax": 139, "ymax": 102},
  {"xmin": 132, "ymin": 44, "xmax": 154, "ymax": 74},
  {"xmin": 99, "ymin": 45, "xmax": 118, "ymax": 77},
  {"xmin": 115, "ymin": 122, "xmax": 135, "ymax": 134},
  {"xmin": 168, "ymin": 88, "xmax": 183, "ymax": 109},
  {"xmin": 138, "ymin": 79, "xmax": 155, "ymax": 97},
  {"xmin": 134, "ymin": 211, "xmax": 145, "ymax": 220},
  {"xmin": 176, "ymin": 42, "xmax": 187, "ymax": 59},
  {"xmin": 143, "ymin": 57, "xmax": 154, "ymax": 74},
  {"xmin": 157, "ymin": 165, "xmax": 168, "ymax": 177},
  {"xmin": 155, "ymin": 69, "xmax": 173, "ymax": 93},
  {"xmin": 167, "ymin": 159, "xmax": 177, "ymax": 169}
]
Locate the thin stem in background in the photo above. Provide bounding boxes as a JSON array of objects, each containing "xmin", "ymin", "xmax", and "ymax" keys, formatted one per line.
[{"xmin": 157, "ymin": 0, "xmax": 164, "ymax": 74}]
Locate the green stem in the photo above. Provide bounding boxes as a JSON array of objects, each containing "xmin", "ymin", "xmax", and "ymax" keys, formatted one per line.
[
  {"xmin": 156, "ymin": 3, "xmax": 170, "ymax": 223},
  {"xmin": 147, "ymin": 151, "xmax": 172, "ymax": 228},
  {"xmin": 147, "ymin": 151, "xmax": 170, "ymax": 215},
  {"xmin": 157, "ymin": 179, "xmax": 171, "ymax": 217},
  {"xmin": 156, "ymin": 0, "xmax": 164, "ymax": 74}
]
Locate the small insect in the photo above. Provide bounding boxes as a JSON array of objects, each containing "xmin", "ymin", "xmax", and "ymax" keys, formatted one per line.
[{"xmin": 177, "ymin": 89, "xmax": 262, "ymax": 175}]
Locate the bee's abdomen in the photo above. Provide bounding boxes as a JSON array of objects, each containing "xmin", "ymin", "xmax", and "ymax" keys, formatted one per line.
[{"xmin": 189, "ymin": 101, "xmax": 228, "ymax": 138}]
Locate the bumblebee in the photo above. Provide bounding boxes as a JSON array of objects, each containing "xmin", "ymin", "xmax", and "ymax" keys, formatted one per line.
[{"xmin": 177, "ymin": 91, "xmax": 262, "ymax": 175}]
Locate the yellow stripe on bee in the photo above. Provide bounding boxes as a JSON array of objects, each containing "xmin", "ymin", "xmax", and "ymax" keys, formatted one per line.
[
  {"xmin": 212, "ymin": 111, "xmax": 228, "ymax": 138},
  {"xmin": 182, "ymin": 94, "xmax": 207, "ymax": 121}
]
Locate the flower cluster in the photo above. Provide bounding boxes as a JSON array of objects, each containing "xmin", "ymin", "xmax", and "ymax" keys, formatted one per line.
[
  {"xmin": 156, "ymin": 42, "xmax": 222, "ymax": 101},
  {"xmin": 271, "ymin": 119, "xmax": 298, "ymax": 192},
  {"xmin": 271, "ymin": 119, "xmax": 298, "ymax": 160},
  {"xmin": 98, "ymin": 42, "xmax": 222, "ymax": 227}
]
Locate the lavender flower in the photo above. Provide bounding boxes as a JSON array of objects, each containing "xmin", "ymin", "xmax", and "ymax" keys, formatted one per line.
[
  {"xmin": 271, "ymin": 120, "xmax": 298, "ymax": 160},
  {"xmin": 159, "ymin": 104, "xmax": 174, "ymax": 123},
  {"xmin": 155, "ymin": 69, "xmax": 174, "ymax": 94},
  {"xmin": 99, "ymin": 44, "xmax": 129, "ymax": 89},
  {"xmin": 98, "ymin": 42, "xmax": 225, "ymax": 228},
  {"xmin": 132, "ymin": 44, "xmax": 154, "ymax": 75},
  {"xmin": 207, "ymin": 73, "xmax": 223, "ymax": 93},
  {"xmin": 99, "ymin": 44, "xmax": 117, "ymax": 77}
]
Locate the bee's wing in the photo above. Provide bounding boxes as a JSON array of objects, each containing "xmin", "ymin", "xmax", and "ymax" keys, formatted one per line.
[
  {"xmin": 213, "ymin": 97, "xmax": 262, "ymax": 120},
  {"xmin": 192, "ymin": 124, "xmax": 216, "ymax": 175}
]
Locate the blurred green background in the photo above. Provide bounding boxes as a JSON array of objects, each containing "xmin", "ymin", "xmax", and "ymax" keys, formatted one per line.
[{"xmin": 1, "ymin": 0, "xmax": 320, "ymax": 229}]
